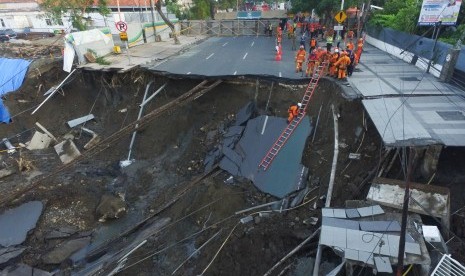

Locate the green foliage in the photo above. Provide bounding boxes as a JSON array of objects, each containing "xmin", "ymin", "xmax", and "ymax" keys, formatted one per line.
[
  {"xmin": 370, "ymin": 13, "xmax": 396, "ymax": 28},
  {"xmin": 40, "ymin": 0, "xmax": 110, "ymax": 31},
  {"xmin": 439, "ymin": 24, "xmax": 465, "ymax": 45},
  {"xmin": 96, "ymin": 56, "xmax": 111, "ymax": 65},
  {"xmin": 190, "ymin": 0, "xmax": 211, "ymax": 19},
  {"xmin": 87, "ymin": 49, "xmax": 111, "ymax": 65},
  {"xmin": 367, "ymin": 0, "xmax": 420, "ymax": 34},
  {"xmin": 165, "ymin": 0, "xmax": 183, "ymax": 19}
]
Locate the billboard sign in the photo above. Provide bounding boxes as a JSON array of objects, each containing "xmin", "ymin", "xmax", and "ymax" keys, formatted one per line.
[{"xmin": 418, "ymin": 0, "xmax": 463, "ymax": 26}]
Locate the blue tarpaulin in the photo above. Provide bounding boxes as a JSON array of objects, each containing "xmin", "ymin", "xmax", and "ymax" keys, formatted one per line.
[{"xmin": 0, "ymin": 57, "xmax": 31, "ymax": 123}]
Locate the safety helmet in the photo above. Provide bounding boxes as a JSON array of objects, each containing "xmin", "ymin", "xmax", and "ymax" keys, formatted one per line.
[
  {"xmin": 300, "ymin": 45, "xmax": 304, "ymax": 49},
  {"xmin": 297, "ymin": 103, "xmax": 302, "ymax": 107},
  {"xmin": 335, "ymin": 48, "xmax": 339, "ymax": 53}
]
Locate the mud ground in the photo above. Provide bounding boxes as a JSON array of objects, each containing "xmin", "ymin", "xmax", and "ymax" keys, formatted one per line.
[{"xmin": 1, "ymin": 60, "xmax": 465, "ymax": 275}]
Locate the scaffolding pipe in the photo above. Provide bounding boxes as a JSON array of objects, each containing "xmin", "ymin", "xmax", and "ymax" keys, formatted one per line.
[{"xmin": 124, "ymin": 81, "xmax": 154, "ymax": 164}]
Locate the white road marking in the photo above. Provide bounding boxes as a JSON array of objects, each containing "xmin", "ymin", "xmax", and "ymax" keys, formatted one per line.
[
  {"xmin": 234, "ymin": 71, "xmax": 237, "ymax": 75},
  {"xmin": 261, "ymin": 116, "xmax": 269, "ymax": 135},
  {"xmin": 243, "ymin": 53, "xmax": 248, "ymax": 60},
  {"xmin": 279, "ymin": 72, "xmax": 282, "ymax": 77},
  {"xmin": 206, "ymin": 53, "xmax": 214, "ymax": 60},
  {"xmin": 187, "ymin": 72, "xmax": 191, "ymax": 74},
  {"xmin": 251, "ymin": 41, "xmax": 254, "ymax": 47},
  {"xmin": 222, "ymin": 42, "xmax": 228, "ymax": 47}
]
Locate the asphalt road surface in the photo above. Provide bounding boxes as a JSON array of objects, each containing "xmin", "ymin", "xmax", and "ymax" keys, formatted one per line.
[{"xmin": 147, "ymin": 35, "xmax": 314, "ymax": 81}]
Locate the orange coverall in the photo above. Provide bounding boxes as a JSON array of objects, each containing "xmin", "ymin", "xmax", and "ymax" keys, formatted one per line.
[
  {"xmin": 288, "ymin": 105, "xmax": 299, "ymax": 122},
  {"xmin": 356, "ymin": 41, "xmax": 363, "ymax": 63},
  {"xmin": 329, "ymin": 53, "xmax": 339, "ymax": 77},
  {"xmin": 295, "ymin": 49, "xmax": 306, "ymax": 72},
  {"xmin": 310, "ymin": 38, "xmax": 317, "ymax": 50},
  {"xmin": 306, "ymin": 52, "xmax": 318, "ymax": 77},
  {"xmin": 334, "ymin": 54, "xmax": 351, "ymax": 79},
  {"xmin": 346, "ymin": 41, "xmax": 354, "ymax": 51}
]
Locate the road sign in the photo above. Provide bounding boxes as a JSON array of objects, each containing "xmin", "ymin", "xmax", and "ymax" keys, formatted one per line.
[
  {"xmin": 115, "ymin": 21, "xmax": 128, "ymax": 32},
  {"xmin": 119, "ymin": 32, "xmax": 128, "ymax": 41},
  {"xmin": 334, "ymin": 11, "xmax": 347, "ymax": 24}
]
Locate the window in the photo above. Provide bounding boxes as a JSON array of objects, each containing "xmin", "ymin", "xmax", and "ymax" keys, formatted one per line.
[
  {"xmin": 57, "ymin": 19, "xmax": 63, "ymax": 25},
  {"xmin": 0, "ymin": 19, "xmax": 5, "ymax": 27},
  {"xmin": 45, "ymin": 18, "xmax": 52, "ymax": 26}
]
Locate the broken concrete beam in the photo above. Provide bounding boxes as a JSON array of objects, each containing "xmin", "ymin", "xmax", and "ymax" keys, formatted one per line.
[
  {"xmin": 67, "ymin": 114, "xmax": 95, "ymax": 128},
  {"xmin": 54, "ymin": 139, "xmax": 81, "ymax": 164},
  {"xmin": 81, "ymin": 127, "xmax": 101, "ymax": 150},
  {"xmin": 26, "ymin": 131, "xmax": 52, "ymax": 150},
  {"xmin": 35, "ymin": 122, "xmax": 57, "ymax": 142}
]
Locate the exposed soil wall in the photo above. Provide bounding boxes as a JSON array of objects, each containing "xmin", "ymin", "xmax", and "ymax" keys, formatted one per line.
[{"xmin": 2, "ymin": 63, "xmax": 464, "ymax": 274}]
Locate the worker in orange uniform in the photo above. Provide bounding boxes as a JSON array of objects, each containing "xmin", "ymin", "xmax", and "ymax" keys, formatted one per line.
[
  {"xmin": 334, "ymin": 51, "xmax": 351, "ymax": 80},
  {"xmin": 288, "ymin": 103, "xmax": 301, "ymax": 123},
  {"xmin": 346, "ymin": 40, "xmax": 354, "ymax": 51},
  {"xmin": 306, "ymin": 49, "xmax": 318, "ymax": 77},
  {"xmin": 329, "ymin": 48, "xmax": 340, "ymax": 77},
  {"xmin": 295, "ymin": 45, "xmax": 306, "ymax": 73},
  {"xmin": 309, "ymin": 37, "xmax": 317, "ymax": 52},
  {"xmin": 356, "ymin": 38, "xmax": 364, "ymax": 63}
]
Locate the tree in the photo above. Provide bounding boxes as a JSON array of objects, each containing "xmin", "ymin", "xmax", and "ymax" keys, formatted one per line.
[
  {"xmin": 154, "ymin": 0, "xmax": 180, "ymax": 44},
  {"xmin": 291, "ymin": 0, "xmax": 363, "ymax": 26},
  {"xmin": 40, "ymin": 0, "xmax": 110, "ymax": 31},
  {"xmin": 190, "ymin": 0, "xmax": 211, "ymax": 19}
]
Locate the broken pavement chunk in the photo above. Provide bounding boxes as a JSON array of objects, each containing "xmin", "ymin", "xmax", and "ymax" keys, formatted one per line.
[
  {"xmin": 0, "ymin": 246, "xmax": 26, "ymax": 265},
  {"xmin": 26, "ymin": 131, "xmax": 52, "ymax": 150},
  {"xmin": 42, "ymin": 237, "xmax": 91, "ymax": 264},
  {"xmin": 67, "ymin": 114, "xmax": 95, "ymax": 128},
  {"xmin": 54, "ymin": 139, "xmax": 81, "ymax": 164},
  {"xmin": 45, "ymin": 226, "xmax": 79, "ymax": 240},
  {"xmin": 0, "ymin": 201, "xmax": 43, "ymax": 247},
  {"xmin": 1, "ymin": 263, "xmax": 52, "ymax": 276}
]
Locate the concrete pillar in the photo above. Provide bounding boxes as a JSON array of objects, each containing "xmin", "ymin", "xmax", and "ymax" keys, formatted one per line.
[
  {"xmin": 420, "ymin": 145, "xmax": 443, "ymax": 180},
  {"xmin": 440, "ymin": 48, "xmax": 460, "ymax": 82}
]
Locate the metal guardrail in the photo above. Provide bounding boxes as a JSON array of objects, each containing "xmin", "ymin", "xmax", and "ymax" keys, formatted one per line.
[
  {"xmin": 431, "ymin": 254, "xmax": 465, "ymax": 276},
  {"xmin": 179, "ymin": 19, "xmax": 281, "ymax": 36}
]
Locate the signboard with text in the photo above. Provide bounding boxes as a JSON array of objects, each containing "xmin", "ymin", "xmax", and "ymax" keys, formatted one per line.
[{"xmin": 418, "ymin": 0, "xmax": 462, "ymax": 26}]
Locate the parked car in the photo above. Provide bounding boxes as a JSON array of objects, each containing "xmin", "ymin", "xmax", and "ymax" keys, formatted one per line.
[
  {"xmin": 0, "ymin": 31, "xmax": 10, "ymax": 42},
  {"xmin": 2, "ymin": 29, "xmax": 17, "ymax": 39}
]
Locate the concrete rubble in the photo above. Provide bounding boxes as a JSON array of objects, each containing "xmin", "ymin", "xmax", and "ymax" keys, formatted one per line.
[{"xmin": 0, "ymin": 201, "xmax": 43, "ymax": 247}]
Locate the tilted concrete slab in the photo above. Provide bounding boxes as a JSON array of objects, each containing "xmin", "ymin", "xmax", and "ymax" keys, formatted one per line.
[{"xmin": 362, "ymin": 95, "xmax": 465, "ymax": 146}]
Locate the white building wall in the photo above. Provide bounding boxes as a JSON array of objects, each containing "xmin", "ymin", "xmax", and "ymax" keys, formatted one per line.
[{"xmin": 1, "ymin": 8, "xmax": 176, "ymax": 34}]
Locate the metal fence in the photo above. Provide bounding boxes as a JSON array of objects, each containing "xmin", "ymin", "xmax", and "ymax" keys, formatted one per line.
[
  {"xmin": 179, "ymin": 19, "xmax": 282, "ymax": 36},
  {"xmin": 431, "ymin": 254, "xmax": 465, "ymax": 276}
]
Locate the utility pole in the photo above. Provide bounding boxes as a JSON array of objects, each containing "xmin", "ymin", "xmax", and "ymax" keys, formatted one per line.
[
  {"xmin": 149, "ymin": 0, "xmax": 157, "ymax": 41},
  {"xmin": 335, "ymin": 0, "xmax": 345, "ymax": 48},
  {"xmin": 396, "ymin": 148, "xmax": 416, "ymax": 276},
  {"xmin": 439, "ymin": 23, "xmax": 464, "ymax": 82}
]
